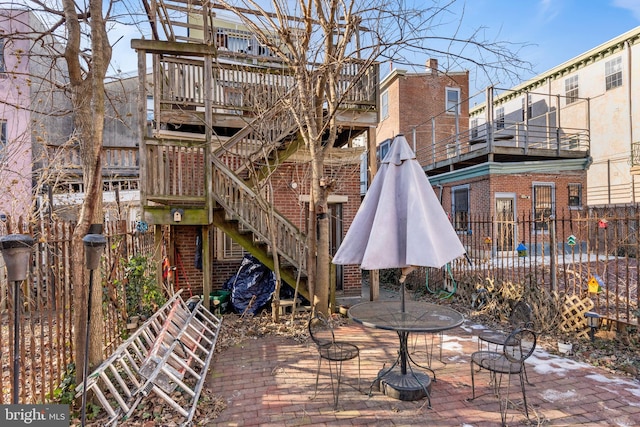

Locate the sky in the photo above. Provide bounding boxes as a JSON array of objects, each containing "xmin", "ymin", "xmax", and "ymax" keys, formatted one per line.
[
  {"xmin": 108, "ymin": 0, "xmax": 640, "ymax": 93},
  {"xmin": 386, "ymin": 0, "xmax": 640, "ymax": 100}
]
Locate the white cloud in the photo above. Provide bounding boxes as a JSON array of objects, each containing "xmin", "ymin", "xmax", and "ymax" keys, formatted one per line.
[
  {"xmin": 613, "ymin": 0, "xmax": 640, "ymax": 21},
  {"xmin": 537, "ymin": 0, "xmax": 561, "ymax": 23}
]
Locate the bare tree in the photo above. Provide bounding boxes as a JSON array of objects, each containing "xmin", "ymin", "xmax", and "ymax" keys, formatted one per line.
[
  {"xmin": 0, "ymin": 0, "xmax": 146, "ymax": 384},
  {"xmin": 215, "ymin": 0, "xmax": 531, "ymax": 315}
]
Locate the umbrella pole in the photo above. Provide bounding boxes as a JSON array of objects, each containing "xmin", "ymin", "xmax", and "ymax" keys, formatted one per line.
[{"xmin": 399, "ymin": 267, "xmax": 415, "ymax": 313}]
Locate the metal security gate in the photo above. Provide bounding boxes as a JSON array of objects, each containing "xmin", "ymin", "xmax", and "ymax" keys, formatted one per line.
[{"xmin": 496, "ymin": 197, "xmax": 516, "ymax": 253}]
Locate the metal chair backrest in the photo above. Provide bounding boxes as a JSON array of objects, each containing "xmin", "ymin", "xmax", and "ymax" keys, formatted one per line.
[
  {"xmin": 308, "ymin": 312, "xmax": 335, "ymax": 347},
  {"xmin": 503, "ymin": 328, "xmax": 537, "ymax": 364},
  {"xmin": 509, "ymin": 300, "xmax": 533, "ymax": 329}
]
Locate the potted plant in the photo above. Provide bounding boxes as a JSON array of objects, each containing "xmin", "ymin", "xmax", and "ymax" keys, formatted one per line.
[{"xmin": 557, "ymin": 331, "xmax": 574, "ymax": 355}]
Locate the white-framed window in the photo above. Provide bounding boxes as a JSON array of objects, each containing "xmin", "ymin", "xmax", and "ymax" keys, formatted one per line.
[
  {"xmin": 216, "ymin": 229, "xmax": 245, "ymax": 260},
  {"xmin": 568, "ymin": 183, "xmax": 582, "ymax": 208},
  {"xmin": 451, "ymin": 184, "xmax": 470, "ymax": 232},
  {"xmin": 470, "ymin": 118, "xmax": 478, "ymax": 140},
  {"xmin": 533, "ymin": 183, "xmax": 555, "ymax": 231},
  {"xmin": 380, "ymin": 90, "xmax": 389, "ymax": 119},
  {"xmin": 565, "ymin": 75, "xmax": 579, "ymax": 104},
  {"xmin": 377, "ymin": 138, "xmax": 391, "ymax": 162},
  {"xmin": 605, "ymin": 56, "xmax": 623, "ymax": 90},
  {"xmin": 0, "ymin": 120, "xmax": 7, "ymax": 161},
  {"xmin": 146, "ymin": 95, "xmax": 154, "ymax": 121},
  {"xmin": 445, "ymin": 87, "xmax": 460, "ymax": 114},
  {"xmin": 496, "ymin": 107, "xmax": 505, "ymax": 130}
]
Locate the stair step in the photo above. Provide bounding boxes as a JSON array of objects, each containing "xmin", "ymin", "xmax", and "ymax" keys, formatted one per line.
[{"xmin": 278, "ymin": 299, "xmax": 310, "ymax": 315}]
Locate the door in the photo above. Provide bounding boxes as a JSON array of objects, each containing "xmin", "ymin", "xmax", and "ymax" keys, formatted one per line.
[
  {"xmin": 329, "ymin": 203, "xmax": 344, "ymax": 291},
  {"xmin": 495, "ymin": 196, "xmax": 516, "ymax": 253}
]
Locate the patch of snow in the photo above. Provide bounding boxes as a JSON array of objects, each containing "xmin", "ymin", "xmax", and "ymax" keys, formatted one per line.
[
  {"xmin": 540, "ymin": 388, "xmax": 577, "ymax": 402},
  {"xmin": 586, "ymin": 373, "xmax": 640, "ymax": 399}
]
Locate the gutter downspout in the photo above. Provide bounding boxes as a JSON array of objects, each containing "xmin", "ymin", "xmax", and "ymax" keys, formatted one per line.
[
  {"xmin": 626, "ymin": 40, "xmax": 635, "ymax": 202},
  {"xmin": 436, "ymin": 184, "xmax": 444, "ymax": 204}
]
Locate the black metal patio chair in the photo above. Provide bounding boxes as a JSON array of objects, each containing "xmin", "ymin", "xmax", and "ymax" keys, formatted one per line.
[
  {"xmin": 308, "ymin": 312, "xmax": 360, "ymax": 409},
  {"xmin": 469, "ymin": 327, "xmax": 537, "ymax": 426},
  {"xmin": 478, "ymin": 300, "xmax": 534, "ymax": 385},
  {"xmin": 478, "ymin": 300, "xmax": 533, "ymax": 349}
]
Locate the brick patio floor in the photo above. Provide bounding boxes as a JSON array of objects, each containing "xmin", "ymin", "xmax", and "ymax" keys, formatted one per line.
[{"xmin": 205, "ymin": 318, "xmax": 640, "ymax": 426}]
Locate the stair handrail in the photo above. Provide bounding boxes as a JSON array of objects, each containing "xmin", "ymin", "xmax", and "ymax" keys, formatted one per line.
[{"xmin": 211, "ymin": 155, "xmax": 307, "ymax": 274}]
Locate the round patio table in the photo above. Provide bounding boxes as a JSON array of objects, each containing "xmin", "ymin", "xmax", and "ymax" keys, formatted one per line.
[{"xmin": 348, "ymin": 300, "xmax": 464, "ymax": 404}]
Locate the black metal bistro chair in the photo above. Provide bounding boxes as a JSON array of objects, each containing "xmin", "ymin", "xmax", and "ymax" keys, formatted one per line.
[
  {"xmin": 469, "ymin": 328, "xmax": 537, "ymax": 426},
  {"xmin": 478, "ymin": 300, "xmax": 533, "ymax": 350},
  {"xmin": 478, "ymin": 300, "xmax": 534, "ymax": 384},
  {"xmin": 308, "ymin": 312, "xmax": 360, "ymax": 409}
]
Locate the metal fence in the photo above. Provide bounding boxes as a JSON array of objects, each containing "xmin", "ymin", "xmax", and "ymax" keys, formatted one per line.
[
  {"xmin": 414, "ymin": 206, "xmax": 640, "ymax": 326},
  {"xmin": 0, "ymin": 218, "xmax": 155, "ymax": 404}
]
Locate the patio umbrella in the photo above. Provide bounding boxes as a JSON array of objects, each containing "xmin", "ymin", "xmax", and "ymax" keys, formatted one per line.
[{"xmin": 333, "ymin": 134, "xmax": 465, "ymax": 309}]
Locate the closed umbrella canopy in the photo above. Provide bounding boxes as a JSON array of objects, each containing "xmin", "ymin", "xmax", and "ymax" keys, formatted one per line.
[{"xmin": 333, "ymin": 134, "xmax": 465, "ymax": 270}]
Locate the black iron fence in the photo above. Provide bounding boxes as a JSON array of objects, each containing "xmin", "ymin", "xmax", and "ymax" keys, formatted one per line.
[{"xmin": 414, "ymin": 206, "xmax": 640, "ymax": 326}]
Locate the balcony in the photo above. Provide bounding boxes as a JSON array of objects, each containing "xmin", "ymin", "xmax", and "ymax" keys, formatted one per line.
[{"xmin": 420, "ymin": 114, "xmax": 590, "ymax": 175}]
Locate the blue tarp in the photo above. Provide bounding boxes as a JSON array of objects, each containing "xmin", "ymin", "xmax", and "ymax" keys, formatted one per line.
[{"xmin": 223, "ymin": 254, "xmax": 276, "ymax": 315}]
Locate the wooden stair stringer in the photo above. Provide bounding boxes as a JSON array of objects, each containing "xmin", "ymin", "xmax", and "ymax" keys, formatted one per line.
[{"xmin": 212, "ymin": 208, "xmax": 309, "ymax": 302}]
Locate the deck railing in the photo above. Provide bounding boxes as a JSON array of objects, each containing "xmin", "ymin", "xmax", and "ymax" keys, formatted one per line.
[
  {"xmin": 143, "ymin": 137, "xmax": 207, "ymax": 202},
  {"xmin": 44, "ymin": 146, "xmax": 139, "ymax": 174},
  {"xmin": 416, "ymin": 119, "xmax": 590, "ymax": 169},
  {"xmin": 155, "ymin": 54, "xmax": 377, "ymax": 118}
]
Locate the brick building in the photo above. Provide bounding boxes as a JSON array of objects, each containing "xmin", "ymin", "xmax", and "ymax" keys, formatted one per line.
[
  {"xmin": 377, "ymin": 59, "xmax": 469, "ymax": 167},
  {"xmin": 377, "ymin": 59, "xmax": 589, "ymax": 257}
]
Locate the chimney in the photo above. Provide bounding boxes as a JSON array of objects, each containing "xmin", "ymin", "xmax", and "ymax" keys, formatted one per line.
[{"xmin": 427, "ymin": 58, "xmax": 438, "ymax": 75}]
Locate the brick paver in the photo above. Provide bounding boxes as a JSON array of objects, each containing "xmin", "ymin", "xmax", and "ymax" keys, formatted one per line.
[{"xmin": 205, "ymin": 320, "xmax": 640, "ymax": 426}]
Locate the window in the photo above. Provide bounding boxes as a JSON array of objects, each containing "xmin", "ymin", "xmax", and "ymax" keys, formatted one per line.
[
  {"xmin": 0, "ymin": 37, "xmax": 4, "ymax": 73},
  {"xmin": 568, "ymin": 183, "xmax": 582, "ymax": 208},
  {"xmin": 565, "ymin": 75, "xmax": 579, "ymax": 104},
  {"xmin": 445, "ymin": 87, "xmax": 460, "ymax": 114},
  {"xmin": 217, "ymin": 229, "xmax": 244, "ymax": 259},
  {"xmin": 451, "ymin": 185, "xmax": 469, "ymax": 232},
  {"xmin": 146, "ymin": 96, "xmax": 154, "ymax": 121},
  {"xmin": 0, "ymin": 121, "xmax": 6, "ymax": 160},
  {"xmin": 496, "ymin": 107, "xmax": 505, "ymax": 130},
  {"xmin": 470, "ymin": 118, "xmax": 478, "ymax": 140},
  {"xmin": 605, "ymin": 56, "xmax": 622, "ymax": 90},
  {"xmin": 533, "ymin": 183, "xmax": 555, "ymax": 231},
  {"xmin": 377, "ymin": 138, "xmax": 391, "ymax": 162},
  {"xmin": 381, "ymin": 90, "xmax": 389, "ymax": 119},
  {"xmin": 522, "ymin": 94, "xmax": 532, "ymax": 120}
]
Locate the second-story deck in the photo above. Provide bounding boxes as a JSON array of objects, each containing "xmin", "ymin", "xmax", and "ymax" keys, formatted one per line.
[{"xmin": 420, "ymin": 96, "xmax": 591, "ymax": 175}]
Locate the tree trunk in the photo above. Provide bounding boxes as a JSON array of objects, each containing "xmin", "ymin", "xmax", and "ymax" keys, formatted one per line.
[{"xmin": 64, "ymin": 0, "xmax": 112, "ymax": 383}]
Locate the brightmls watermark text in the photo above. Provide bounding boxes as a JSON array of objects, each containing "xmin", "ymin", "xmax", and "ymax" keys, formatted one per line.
[{"xmin": 1, "ymin": 404, "xmax": 69, "ymax": 426}]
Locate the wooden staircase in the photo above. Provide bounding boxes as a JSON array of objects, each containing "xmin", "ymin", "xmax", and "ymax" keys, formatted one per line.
[{"xmin": 136, "ymin": 0, "xmax": 378, "ymax": 304}]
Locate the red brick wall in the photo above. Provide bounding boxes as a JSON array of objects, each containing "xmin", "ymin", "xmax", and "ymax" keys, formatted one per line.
[
  {"xmin": 377, "ymin": 68, "xmax": 470, "ymax": 166},
  {"xmin": 268, "ymin": 161, "xmax": 364, "ymax": 297},
  {"xmin": 437, "ymin": 171, "xmax": 587, "ymax": 218},
  {"xmin": 172, "ymin": 225, "xmax": 204, "ymax": 296}
]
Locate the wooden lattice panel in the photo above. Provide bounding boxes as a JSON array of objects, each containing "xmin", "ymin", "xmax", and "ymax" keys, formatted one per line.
[
  {"xmin": 499, "ymin": 281, "xmax": 524, "ymax": 301},
  {"xmin": 455, "ymin": 280, "xmax": 475, "ymax": 307},
  {"xmin": 559, "ymin": 294, "xmax": 594, "ymax": 339}
]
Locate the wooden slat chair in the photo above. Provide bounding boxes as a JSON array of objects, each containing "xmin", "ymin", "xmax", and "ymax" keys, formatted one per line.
[
  {"xmin": 469, "ymin": 328, "xmax": 537, "ymax": 426},
  {"xmin": 308, "ymin": 312, "xmax": 360, "ymax": 409}
]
